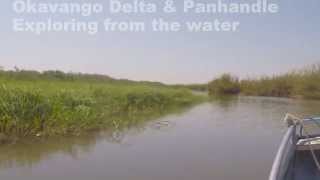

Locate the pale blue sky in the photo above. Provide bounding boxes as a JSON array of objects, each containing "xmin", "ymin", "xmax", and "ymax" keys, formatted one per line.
[{"xmin": 0, "ymin": 0, "xmax": 319, "ymax": 84}]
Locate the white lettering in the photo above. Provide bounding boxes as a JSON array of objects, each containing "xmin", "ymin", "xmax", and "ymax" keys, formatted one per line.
[{"xmin": 12, "ymin": 0, "xmax": 103, "ymax": 16}]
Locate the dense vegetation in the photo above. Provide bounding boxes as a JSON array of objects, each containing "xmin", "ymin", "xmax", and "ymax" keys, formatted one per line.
[
  {"xmin": 0, "ymin": 69, "xmax": 203, "ymax": 141},
  {"xmin": 208, "ymin": 74, "xmax": 240, "ymax": 96},
  {"xmin": 172, "ymin": 84, "xmax": 208, "ymax": 92},
  {"xmin": 2, "ymin": 64, "xmax": 319, "ymax": 142},
  {"xmin": 208, "ymin": 65, "xmax": 320, "ymax": 99}
]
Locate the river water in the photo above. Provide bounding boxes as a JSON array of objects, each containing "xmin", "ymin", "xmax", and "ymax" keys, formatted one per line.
[{"xmin": 0, "ymin": 96, "xmax": 319, "ymax": 180}]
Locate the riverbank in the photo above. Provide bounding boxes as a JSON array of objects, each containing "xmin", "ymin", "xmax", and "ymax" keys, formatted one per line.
[
  {"xmin": 0, "ymin": 70, "xmax": 204, "ymax": 142},
  {"xmin": 208, "ymin": 65, "xmax": 320, "ymax": 100}
]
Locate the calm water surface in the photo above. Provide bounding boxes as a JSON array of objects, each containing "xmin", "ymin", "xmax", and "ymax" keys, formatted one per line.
[{"xmin": 0, "ymin": 96, "xmax": 319, "ymax": 180}]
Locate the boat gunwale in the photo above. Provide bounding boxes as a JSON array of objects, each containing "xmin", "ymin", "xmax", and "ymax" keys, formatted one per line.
[
  {"xmin": 269, "ymin": 126, "xmax": 297, "ymax": 180},
  {"xmin": 269, "ymin": 117, "xmax": 320, "ymax": 180}
]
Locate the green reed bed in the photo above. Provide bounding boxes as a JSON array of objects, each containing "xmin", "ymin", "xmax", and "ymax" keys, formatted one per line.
[
  {"xmin": 240, "ymin": 65, "xmax": 320, "ymax": 99},
  {"xmin": 208, "ymin": 64, "xmax": 320, "ymax": 99},
  {"xmin": 0, "ymin": 79, "xmax": 202, "ymax": 140}
]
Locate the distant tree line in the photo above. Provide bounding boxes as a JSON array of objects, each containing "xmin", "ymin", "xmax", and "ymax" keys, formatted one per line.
[{"xmin": 0, "ymin": 67, "xmax": 167, "ymax": 87}]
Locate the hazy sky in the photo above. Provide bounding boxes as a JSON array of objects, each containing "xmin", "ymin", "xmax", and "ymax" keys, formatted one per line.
[{"xmin": 1, "ymin": 0, "xmax": 319, "ymax": 84}]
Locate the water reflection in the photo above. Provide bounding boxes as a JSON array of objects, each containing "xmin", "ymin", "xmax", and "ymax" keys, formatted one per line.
[
  {"xmin": 209, "ymin": 95, "xmax": 237, "ymax": 110},
  {"xmin": 0, "ymin": 133, "xmax": 100, "ymax": 169},
  {"xmin": 0, "ymin": 105, "xmax": 191, "ymax": 169}
]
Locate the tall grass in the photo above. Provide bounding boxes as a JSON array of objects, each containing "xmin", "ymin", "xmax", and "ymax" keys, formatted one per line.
[
  {"xmin": 240, "ymin": 74, "xmax": 294, "ymax": 97},
  {"xmin": 240, "ymin": 65, "xmax": 320, "ymax": 99},
  {"xmin": 208, "ymin": 64, "xmax": 320, "ymax": 99},
  {"xmin": 0, "ymin": 70, "xmax": 202, "ymax": 139}
]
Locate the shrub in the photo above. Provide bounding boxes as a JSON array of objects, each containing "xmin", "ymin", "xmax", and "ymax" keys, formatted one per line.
[{"xmin": 208, "ymin": 74, "xmax": 240, "ymax": 96}]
